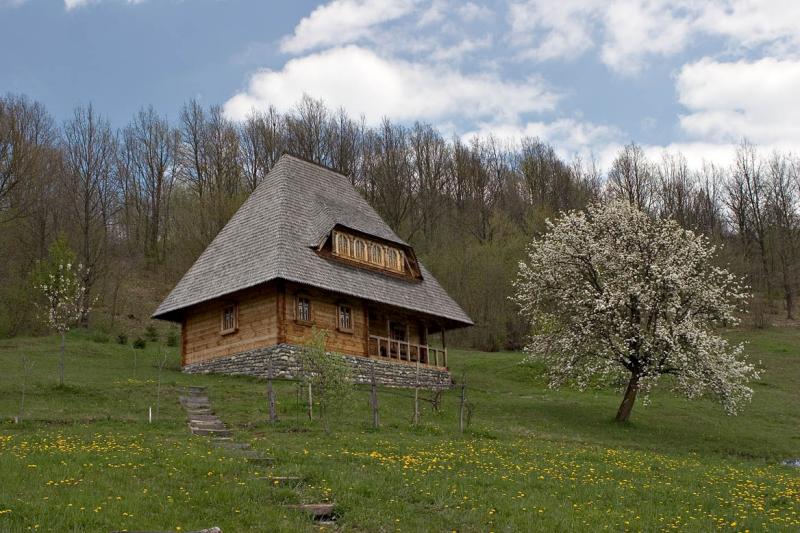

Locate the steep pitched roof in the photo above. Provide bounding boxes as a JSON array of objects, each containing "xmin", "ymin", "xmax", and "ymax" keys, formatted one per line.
[{"xmin": 153, "ymin": 154, "xmax": 473, "ymax": 327}]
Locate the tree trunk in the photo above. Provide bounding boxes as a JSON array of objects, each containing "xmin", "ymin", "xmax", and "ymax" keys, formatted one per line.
[
  {"xmin": 59, "ymin": 331, "xmax": 65, "ymax": 386},
  {"xmin": 615, "ymin": 373, "xmax": 639, "ymax": 422}
]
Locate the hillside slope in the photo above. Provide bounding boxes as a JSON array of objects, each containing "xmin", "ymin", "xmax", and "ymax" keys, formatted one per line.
[{"xmin": 0, "ymin": 328, "xmax": 798, "ymax": 531}]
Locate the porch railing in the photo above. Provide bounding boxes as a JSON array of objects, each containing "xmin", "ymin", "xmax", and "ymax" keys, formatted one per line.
[{"xmin": 367, "ymin": 335, "xmax": 447, "ymax": 368}]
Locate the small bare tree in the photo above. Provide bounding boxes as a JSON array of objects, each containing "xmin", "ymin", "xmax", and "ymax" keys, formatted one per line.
[
  {"xmin": 298, "ymin": 328, "xmax": 354, "ymax": 431},
  {"xmin": 17, "ymin": 354, "xmax": 35, "ymax": 423},
  {"xmin": 34, "ymin": 237, "xmax": 91, "ymax": 386}
]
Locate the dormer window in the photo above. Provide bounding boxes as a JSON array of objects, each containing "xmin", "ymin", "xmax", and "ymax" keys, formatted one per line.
[
  {"xmin": 369, "ymin": 243, "xmax": 383, "ymax": 265},
  {"xmin": 335, "ymin": 232, "xmax": 350, "ymax": 256},
  {"xmin": 332, "ymin": 230, "xmax": 406, "ymax": 274},
  {"xmin": 354, "ymin": 239, "xmax": 367, "ymax": 261},
  {"xmin": 386, "ymin": 248, "xmax": 404, "ymax": 272}
]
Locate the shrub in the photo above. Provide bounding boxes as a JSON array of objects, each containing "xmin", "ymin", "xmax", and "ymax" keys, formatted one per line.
[
  {"xmin": 132, "ymin": 337, "xmax": 146, "ymax": 349},
  {"xmin": 116, "ymin": 333, "xmax": 128, "ymax": 345},
  {"xmin": 144, "ymin": 324, "xmax": 159, "ymax": 342},
  {"xmin": 166, "ymin": 327, "xmax": 179, "ymax": 347},
  {"xmin": 90, "ymin": 332, "xmax": 110, "ymax": 343}
]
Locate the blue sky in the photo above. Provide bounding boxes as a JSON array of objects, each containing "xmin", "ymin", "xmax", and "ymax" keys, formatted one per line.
[{"xmin": 2, "ymin": 0, "xmax": 799, "ymax": 167}]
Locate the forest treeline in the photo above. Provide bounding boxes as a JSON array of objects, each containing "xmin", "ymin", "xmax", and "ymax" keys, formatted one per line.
[{"xmin": 1, "ymin": 93, "xmax": 798, "ymax": 349}]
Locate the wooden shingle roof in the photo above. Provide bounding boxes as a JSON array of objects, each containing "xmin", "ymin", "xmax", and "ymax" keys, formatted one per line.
[{"xmin": 153, "ymin": 154, "xmax": 473, "ymax": 327}]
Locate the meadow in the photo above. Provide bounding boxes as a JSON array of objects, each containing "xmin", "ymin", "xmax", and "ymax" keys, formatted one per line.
[{"xmin": 0, "ymin": 327, "xmax": 798, "ymax": 532}]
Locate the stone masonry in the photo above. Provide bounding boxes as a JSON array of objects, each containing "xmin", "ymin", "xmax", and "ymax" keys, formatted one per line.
[{"xmin": 183, "ymin": 343, "xmax": 453, "ymax": 390}]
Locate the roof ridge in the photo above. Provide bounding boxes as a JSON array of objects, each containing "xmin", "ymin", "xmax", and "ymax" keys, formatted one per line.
[{"xmin": 279, "ymin": 152, "xmax": 354, "ymax": 182}]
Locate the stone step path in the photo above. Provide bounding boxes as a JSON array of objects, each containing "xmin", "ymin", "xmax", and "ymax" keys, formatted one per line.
[
  {"xmin": 286, "ymin": 503, "xmax": 337, "ymax": 525},
  {"xmin": 179, "ymin": 387, "xmax": 232, "ymax": 438},
  {"xmin": 178, "ymin": 386, "xmax": 276, "ymax": 464},
  {"xmin": 261, "ymin": 476, "xmax": 302, "ymax": 486},
  {"xmin": 179, "ymin": 385, "xmax": 334, "ymax": 525}
]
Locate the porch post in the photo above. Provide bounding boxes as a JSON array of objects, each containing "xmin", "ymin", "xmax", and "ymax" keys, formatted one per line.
[
  {"xmin": 441, "ymin": 325, "xmax": 447, "ymax": 368},
  {"xmin": 364, "ymin": 302, "xmax": 370, "ymax": 357}
]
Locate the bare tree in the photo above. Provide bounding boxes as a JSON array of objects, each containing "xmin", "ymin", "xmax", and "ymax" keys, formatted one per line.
[
  {"xmin": 410, "ymin": 122, "xmax": 450, "ymax": 244},
  {"xmin": 119, "ymin": 106, "xmax": 179, "ymax": 262},
  {"xmin": 363, "ymin": 119, "xmax": 416, "ymax": 236},
  {"xmin": 655, "ymin": 151, "xmax": 694, "ymax": 226},
  {"xmin": 731, "ymin": 141, "xmax": 771, "ymax": 293},
  {"xmin": 61, "ymin": 104, "xmax": 117, "ymax": 324},
  {"xmin": 285, "ymin": 95, "xmax": 329, "ymax": 164},
  {"xmin": 326, "ymin": 107, "xmax": 363, "ymax": 181},
  {"xmin": 766, "ymin": 151, "xmax": 799, "ymax": 318},
  {"xmin": 606, "ymin": 143, "xmax": 653, "ymax": 211},
  {"xmin": 0, "ymin": 94, "xmax": 56, "ymax": 222}
]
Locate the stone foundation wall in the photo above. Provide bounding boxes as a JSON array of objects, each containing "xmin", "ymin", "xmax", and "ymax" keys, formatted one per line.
[{"xmin": 182, "ymin": 343, "xmax": 453, "ymax": 390}]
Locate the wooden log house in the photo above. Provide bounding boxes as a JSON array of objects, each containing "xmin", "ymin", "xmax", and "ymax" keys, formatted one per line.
[{"xmin": 153, "ymin": 154, "xmax": 472, "ymax": 387}]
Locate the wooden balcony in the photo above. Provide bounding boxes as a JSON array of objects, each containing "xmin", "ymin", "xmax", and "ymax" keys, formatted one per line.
[{"xmin": 367, "ymin": 335, "xmax": 448, "ymax": 368}]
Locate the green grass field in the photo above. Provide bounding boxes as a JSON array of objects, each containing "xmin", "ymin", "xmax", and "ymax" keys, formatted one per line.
[{"xmin": 0, "ymin": 328, "xmax": 798, "ymax": 532}]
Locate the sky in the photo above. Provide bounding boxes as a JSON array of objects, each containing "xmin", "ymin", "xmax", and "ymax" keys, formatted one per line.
[{"xmin": 2, "ymin": 0, "xmax": 799, "ymax": 168}]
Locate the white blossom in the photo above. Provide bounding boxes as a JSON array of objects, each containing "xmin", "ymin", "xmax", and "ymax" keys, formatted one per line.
[
  {"xmin": 513, "ymin": 201, "xmax": 759, "ymax": 419},
  {"xmin": 36, "ymin": 261, "xmax": 90, "ymax": 334}
]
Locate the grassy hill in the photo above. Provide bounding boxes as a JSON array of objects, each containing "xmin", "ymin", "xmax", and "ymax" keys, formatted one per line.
[{"xmin": 0, "ymin": 328, "xmax": 798, "ymax": 532}]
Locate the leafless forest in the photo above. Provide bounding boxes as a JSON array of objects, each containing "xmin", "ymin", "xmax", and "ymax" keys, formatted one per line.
[{"xmin": 1, "ymin": 93, "xmax": 798, "ymax": 349}]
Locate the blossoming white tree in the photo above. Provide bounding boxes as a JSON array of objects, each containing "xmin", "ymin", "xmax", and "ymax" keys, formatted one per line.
[
  {"xmin": 35, "ymin": 238, "xmax": 91, "ymax": 386},
  {"xmin": 513, "ymin": 201, "xmax": 759, "ymax": 422}
]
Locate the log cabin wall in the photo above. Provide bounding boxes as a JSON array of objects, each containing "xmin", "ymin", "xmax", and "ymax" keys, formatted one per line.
[
  {"xmin": 182, "ymin": 284, "xmax": 278, "ymax": 365},
  {"xmin": 283, "ymin": 282, "xmax": 368, "ymax": 356},
  {"xmin": 182, "ymin": 280, "xmax": 442, "ymax": 367}
]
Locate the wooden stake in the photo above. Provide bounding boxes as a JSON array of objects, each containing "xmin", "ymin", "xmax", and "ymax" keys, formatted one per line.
[
  {"xmin": 459, "ymin": 372, "xmax": 466, "ymax": 433},
  {"xmin": 413, "ymin": 362, "xmax": 420, "ymax": 426},
  {"xmin": 370, "ymin": 368, "xmax": 379, "ymax": 429},
  {"xmin": 267, "ymin": 356, "xmax": 277, "ymax": 423},
  {"xmin": 307, "ymin": 382, "xmax": 313, "ymax": 421}
]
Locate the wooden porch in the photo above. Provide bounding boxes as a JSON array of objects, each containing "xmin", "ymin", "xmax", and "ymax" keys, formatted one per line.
[{"xmin": 367, "ymin": 335, "xmax": 448, "ymax": 368}]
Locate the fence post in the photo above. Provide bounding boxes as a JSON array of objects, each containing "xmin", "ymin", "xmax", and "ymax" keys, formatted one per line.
[
  {"xmin": 370, "ymin": 366, "xmax": 379, "ymax": 429},
  {"xmin": 413, "ymin": 362, "xmax": 420, "ymax": 426},
  {"xmin": 267, "ymin": 356, "xmax": 277, "ymax": 423},
  {"xmin": 307, "ymin": 382, "xmax": 313, "ymax": 421},
  {"xmin": 459, "ymin": 372, "xmax": 466, "ymax": 433}
]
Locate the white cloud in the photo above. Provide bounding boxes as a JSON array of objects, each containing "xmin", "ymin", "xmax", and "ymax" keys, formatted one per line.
[
  {"xmin": 509, "ymin": 1, "xmax": 800, "ymax": 73},
  {"xmin": 64, "ymin": 0, "xmax": 145, "ymax": 9},
  {"xmin": 464, "ymin": 118, "xmax": 622, "ymax": 163},
  {"xmin": 417, "ymin": 0, "xmax": 447, "ymax": 27},
  {"xmin": 458, "ymin": 2, "xmax": 492, "ymax": 22},
  {"xmin": 600, "ymin": 0, "xmax": 691, "ymax": 74},
  {"xmin": 429, "ymin": 35, "xmax": 493, "ymax": 62},
  {"xmin": 695, "ymin": 0, "xmax": 800, "ymax": 52},
  {"xmin": 280, "ymin": 0, "xmax": 415, "ymax": 55},
  {"xmin": 64, "ymin": 0, "xmax": 95, "ymax": 8},
  {"xmin": 509, "ymin": 0, "xmax": 600, "ymax": 61},
  {"xmin": 223, "ymin": 45, "xmax": 559, "ymax": 125},
  {"xmin": 677, "ymin": 57, "xmax": 800, "ymax": 146}
]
